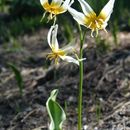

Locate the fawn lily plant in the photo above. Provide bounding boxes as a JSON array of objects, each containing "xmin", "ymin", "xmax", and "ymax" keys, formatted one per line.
[
  {"xmin": 68, "ymin": 0, "xmax": 115, "ymax": 37},
  {"xmin": 47, "ymin": 24, "xmax": 80, "ymax": 65},
  {"xmin": 40, "ymin": 0, "xmax": 74, "ymax": 24},
  {"xmin": 41, "ymin": 0, "xmax": 115, "ymax": 130}
]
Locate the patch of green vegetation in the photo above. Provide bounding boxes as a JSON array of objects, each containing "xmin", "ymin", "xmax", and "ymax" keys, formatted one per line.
[
  {"xmin": 128, "ymin": 19, "xmax": 130, "ymax": 27},
  {"xmin": 3, "ymin": 36, "xmax": 23, "ymax": 53},
  {"xmin": 0, "ymin": 0, "xmax": 6, "ymax": 12},
  {"xmin": 9, "ymin": 0, "xmax": 41, "ymax": 17},
  {"xmin": 0, "ymin": 15, "xmax": 47, "ymax": 42},
  {"xmin": 8, "ymin": 63, "xmax": 24, "ymax": 96},
  {"xmin": 95, "ymin": 36, "xmax": 110, "ymax": 55},
  {"xmin": 110, "ymin": 20, "xmax": 119, "ymax": 46},
  {"xmin": 58, "ymin": 15, "xmax": 74, "ymax": 43},
  {"xmin": 96, "ymin": 99, "xmax": 102, "ymax": 122}
]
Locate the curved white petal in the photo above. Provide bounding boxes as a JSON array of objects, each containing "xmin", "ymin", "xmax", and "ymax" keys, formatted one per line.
[
  {"xmin": 40, "ymin": 0, "xmax": 47, "ymax": 5},
  {"xmin": 47, "ymin": 25, "xmax": 59, "ymax": 50},
  {"xmin": 102, "ymin": 22, "xmax": 108, "ymax": 29},
  {"xmin": 60, "ymin": 55, "xmax": 79, "ymax": 65},
  {"xmin": 99, "ymin": 0, "xmax": 115, "ymax": 22},
  {"xmin": 62, "ymin": 45, "xmax": 74, "ymax": 54},
  {"xmin": 51, "ymin": 24, "xmax": 59, "ymax": 51},
  {"xmin": 47, "ymin": 25, "xmax": 54, "ymax": 49},
  {"xmin": 78, "ymin": 0, "xmax": 94, "ymax": 16},
  {"xmin": 61, "ymin": 39, "xmax": 76, "ymax": 53},
  {"xmin": 40, "ymin": 0, "xmax": 62, "ymax": 6},
  {"xmin": 62, "ymin": 0, "xmax": 74, "ymax": 10},
  {"xmin": 68, "ymin": 7, "xmax": 86, "ymax": 25}
]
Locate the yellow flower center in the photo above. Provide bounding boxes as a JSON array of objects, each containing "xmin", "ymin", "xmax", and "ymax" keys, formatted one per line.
[
  {"xmin": 43, "ymin": 2, "xmax": 65, "ymax": 15},
  {"xmin": 84, "ymin": 12, "xmax": 107, "ymax": 36},
  {"xmin": 47, "ymin": 49, "xmax": 66, "ymax": 64}
]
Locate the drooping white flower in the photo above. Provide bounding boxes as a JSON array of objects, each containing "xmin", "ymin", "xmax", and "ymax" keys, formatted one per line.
[
  {"xmin": 68, "ymin": 0, "xmax": 115, "ymax": 37},
  {"xmin": 40, "ymin": 0, "xmax": 74, "ymax": 23},
  {"xmin": 47, "ymin": 24, "xmax": 79, "ymax": 65}
]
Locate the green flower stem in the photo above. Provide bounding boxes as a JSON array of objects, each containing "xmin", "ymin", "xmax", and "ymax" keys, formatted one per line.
[{"xmin": 77, "ymin": 24, "xmax": 86, "ymax": 130}]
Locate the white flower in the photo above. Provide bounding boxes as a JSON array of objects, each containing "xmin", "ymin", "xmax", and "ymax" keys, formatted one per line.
[
  {"xmin": 68, "ymin": 0, "xmax": 115, "ymax": 37},
  {"xmin": 47, "ymin": 24, "xmax": 79, "ymax": 65},
  {"xmin": 40, "ymin": 0, "xmax": 74, "ymax": 22}
]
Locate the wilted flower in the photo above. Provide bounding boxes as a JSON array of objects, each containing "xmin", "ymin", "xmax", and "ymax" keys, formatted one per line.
[
  {"xmin": 40, "ymin": 0, "xmax": 74, "ymax": 23},
  {"xmin": 68, "ymin": 0, "xmax": 115, "ymax": 37},
  {"xmin": 47, "ymin": 24, "xmax": 79, "ymax": 65}
]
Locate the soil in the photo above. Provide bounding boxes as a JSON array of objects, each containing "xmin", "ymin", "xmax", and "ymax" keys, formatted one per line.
[{"xmin": 0, "ymin": 29, "xmax": 130, "ymax": 130}]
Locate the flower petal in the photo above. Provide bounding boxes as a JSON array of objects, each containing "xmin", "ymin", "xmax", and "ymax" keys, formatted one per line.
[
  {"xmin": 47, "ymin": 24, "xmax": 59, "ymax": 51},
  {"xmin": 47, "ymin": 25, "xmax": 54, "ymax": 49},
  {"xmin": 62, "ymin": 44, "xmax": 74, "ymax": 53},
  {"xmin": 62, "ymin": 0, "xmax": 74, "ymax": 10},
  {"xmin": 78, "ymin": 0, "xmax": 94, "ymax": 16},
  {"xmin": 40, "ymin": 0, "xmax": 62, "ymax": 7},
  {"xmin": 99, "ymin": 0, "xmax": 115, "ymax": 23},
  {"xmin": 61, "ymin": 39, "xmax": 76, "ymax": 53},
  {"xmin": 60, "ymin": 55, "xmax": 79, "ymax": 65},
  {"xmin": 68, "ymin": 7, "xmax": 86, "ymax": 26},
  {"xmin": 102, "ymin": 22, "xmax": 108, "ymax": 29},
  {"xmin": 40, "ymin": 0, "xmax": 47, "ymax": 5},
  {"xmin": 51, "ymin": 24, "xmax": 59, "ymax": 51}
]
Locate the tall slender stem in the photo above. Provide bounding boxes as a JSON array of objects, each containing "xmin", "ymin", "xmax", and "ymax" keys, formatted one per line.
[{"xmin": 77, "ymin": 24, "xmax": 86, "ymax": 130}]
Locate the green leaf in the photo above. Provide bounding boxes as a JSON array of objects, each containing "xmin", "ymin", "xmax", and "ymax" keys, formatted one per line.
[
  {"xmin": 8, "ymin": 63, "xmax": 24, "ymax": 96},
  {"xmin": 46, "ymin": 89, "xmax": 66, "ymax": 130}
]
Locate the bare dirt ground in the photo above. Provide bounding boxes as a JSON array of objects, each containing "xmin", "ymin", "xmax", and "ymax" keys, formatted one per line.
[{"xmin": 0, "ymin": 29, "xmax": 130, "ymax": 130}]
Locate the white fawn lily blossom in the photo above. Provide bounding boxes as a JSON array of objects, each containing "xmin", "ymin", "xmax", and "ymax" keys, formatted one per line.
[
  {"xmin": 68, "ymin": 0, "xmax": 115, "ymax": 37},
  {"xmin": 47, "ymin": 24, "xmax": 80, "ymax": 65},
  {"xmin": 40, "ymin": 0, "xmax": 74, "ymax": 23}
]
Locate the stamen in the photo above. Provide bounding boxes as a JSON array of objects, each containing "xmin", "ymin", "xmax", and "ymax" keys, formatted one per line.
[
  {"xmin": 98, "ymin": 19, "xmax": 104, "ymax": 24},
  {"xmin": 103, "ymin": 28, "xmax": 108, "ymax": 33},
  {"xmin": 91, "ymin": 29, "xmax": 94, "ymax": 37},
  {"xmin": 95, "ymin": 28, "xmax": 99, "ymax": 37},
  {"xmin": 52, "ymin": 14, "xmax": 55, "ymax": 19},
  {"xmin": 55, "ymin": 57, "xmax": 59, "ymax": 64},
  {"xmin": 47, "ymin": 13, "xmax": 53, "ymax": 22},
  {"xmin": 40, "ymin": 12, "xmax": 47, "ymax": 22},
  {"xmin": 53, "ymin": 15, "xmax": 57, "ymax": 25},
  {"xmin": 88, "ymin": 22, "xmax": 92, "ymax": 28},
  {"xmin": 46, "ymin": 53, "xmax": 54, "ymax": 60},
  {"xmin": 49, "ymin": 13, "xmax": 53, "ymax": 20},
  {"xmin": 90, "ymin": 28, "xmax": 99, "ymax": 37},
  {"xmin": 95, "ymin": 20, "xmax": 100, "ymax": 28},
  {"xmin": 47, "ymin": 49, "xmax": 66, "ymax": 64}
]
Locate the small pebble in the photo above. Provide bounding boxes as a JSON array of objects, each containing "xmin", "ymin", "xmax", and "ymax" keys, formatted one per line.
[
  {"xmin": 94, "ymin": 127, "xmax": 98, "ymax": 130},
  {"xmin": 83, "ymin": 124, "xmax": 88, "ymax": 130}
]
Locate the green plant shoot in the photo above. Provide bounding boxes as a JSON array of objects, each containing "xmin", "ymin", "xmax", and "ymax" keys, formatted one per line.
[
  {"xmin": 46, "ymin": 89, "xmax": 66, "ymax": 130},
  {"xmin": 8, "ymin": 63, "xmax": 24, "ymax": 96}
]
